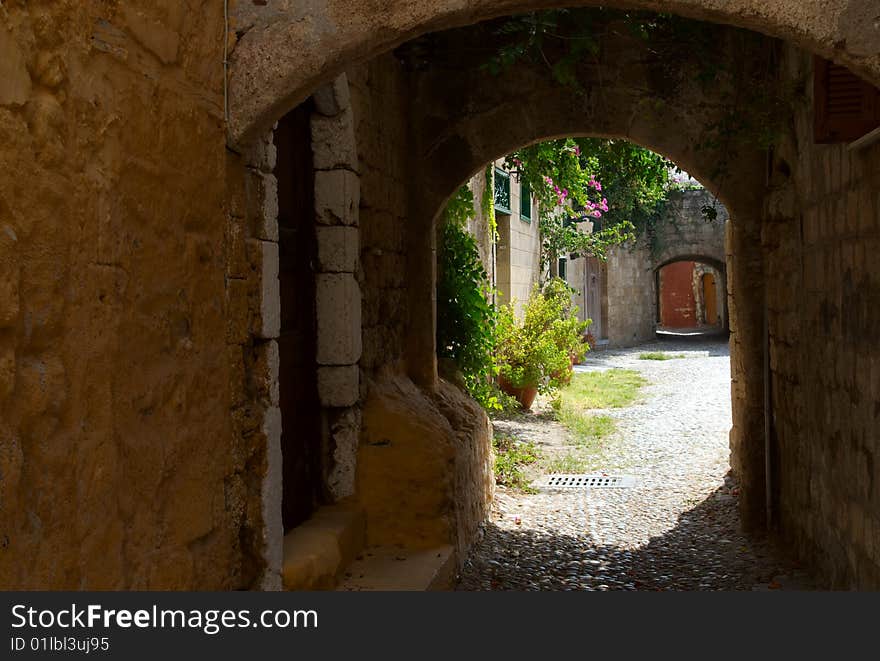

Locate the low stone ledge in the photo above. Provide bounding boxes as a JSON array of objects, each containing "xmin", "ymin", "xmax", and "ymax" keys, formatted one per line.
[{"xmin": 281, "ymin": 503, "xmax": 366, "ymax": 590}]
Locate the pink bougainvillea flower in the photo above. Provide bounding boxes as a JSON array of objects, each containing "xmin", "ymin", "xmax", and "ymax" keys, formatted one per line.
[
  {"xmin": 574, "ymin": 145, "xmax": 581, "ymax": 156},
  {"xmin": 593, "ymin": 210, "xmax": 603, "ymax": 218}
]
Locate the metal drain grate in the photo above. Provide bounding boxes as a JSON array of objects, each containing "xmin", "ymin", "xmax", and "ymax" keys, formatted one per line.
[{"xmin": 542, "ymin": 474, "xmax": 636, "ymax": 489}]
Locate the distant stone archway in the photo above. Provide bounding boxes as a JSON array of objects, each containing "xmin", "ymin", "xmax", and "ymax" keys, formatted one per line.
[{"xmin": 227, "ymin": 0, "xmax": 880, "ymax": 147}]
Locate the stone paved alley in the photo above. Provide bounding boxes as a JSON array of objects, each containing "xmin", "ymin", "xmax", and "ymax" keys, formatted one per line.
[{"xmin": 457, "ymin": 337, "xmax": 817, "ymax": 591}]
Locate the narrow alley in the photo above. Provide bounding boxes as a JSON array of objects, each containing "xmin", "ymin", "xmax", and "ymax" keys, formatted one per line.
[{"xmin": 457, "ymin": 337, "xmax": 815, "ymax": 591}]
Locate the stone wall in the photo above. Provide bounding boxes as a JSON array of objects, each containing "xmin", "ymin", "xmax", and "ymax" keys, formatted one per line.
[
  {"xmin": 605, "ymin": 239, "xmax": 656, "ymax": 347},
  {"xmin": 349, "ymin": 57, "xmax": 409, "ymax": 377},
  {"xmin": 764, "ymin": 46, "xmax": 880, "ymax": 588},
  {"xmin": 467, "ymin": 168, "xmax": 496, "ymax": 292},
  {"xmin": 496, "ymin": 168, "xmax": 541, "ymax": 316},
  {"xmin": 0, "ymin": 2, "xmax": 261, "ymax": 589},
  {"xmin": 652, "ymin": 189, "xmax": 728, "ymax": 268},
  {"xmin": 346, "ymin": 54, "xmax": 492, "ymax": 568}
]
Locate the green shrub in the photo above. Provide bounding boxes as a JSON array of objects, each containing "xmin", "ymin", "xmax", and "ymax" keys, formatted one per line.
[{"xmin": 495, "ymin": 278, "xmax": 590, "ymax": 393}]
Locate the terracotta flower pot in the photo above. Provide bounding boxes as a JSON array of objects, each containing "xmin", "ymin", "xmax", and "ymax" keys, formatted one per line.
[{"xmin": 498, "ymin": 374, "xmax": 539, "ymax": 410}]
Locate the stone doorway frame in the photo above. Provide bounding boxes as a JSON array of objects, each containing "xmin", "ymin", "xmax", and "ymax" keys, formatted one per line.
[{"xmin": 237, "ymin": 75, "xmax": 363, "ymax": 589}]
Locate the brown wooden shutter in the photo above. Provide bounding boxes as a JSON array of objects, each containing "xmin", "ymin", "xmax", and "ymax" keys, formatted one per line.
[{"xmin": 814, "ymin": 55, "xmax": 880, "ymax": 143}]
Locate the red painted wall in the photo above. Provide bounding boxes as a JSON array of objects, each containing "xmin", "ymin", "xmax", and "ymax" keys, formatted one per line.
[{"xmin": 660, "ymin": 261, "xmax": 697, "ymax": 328}]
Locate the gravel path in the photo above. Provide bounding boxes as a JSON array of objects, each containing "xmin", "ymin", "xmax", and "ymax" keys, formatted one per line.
[{"xmin": 457, "ymin": 336, "xmax": 815, "ymax": 591}]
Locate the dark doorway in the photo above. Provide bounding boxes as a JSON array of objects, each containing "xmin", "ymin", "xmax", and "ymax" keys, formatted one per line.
[{"xmin": 274, "ymin": 102, "xmax": 324, "ymax": 531}]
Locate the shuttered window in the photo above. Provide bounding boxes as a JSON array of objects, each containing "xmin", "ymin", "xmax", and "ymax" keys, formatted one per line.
[{"xmin": 814, "ymin": 55, "xmax": 880, "ymax": 144}]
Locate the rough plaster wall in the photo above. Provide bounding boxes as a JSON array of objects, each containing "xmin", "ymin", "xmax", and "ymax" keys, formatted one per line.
[
  {"xmin": 765, "ymin": 47, "xmax": 880, "ymax": 588},
  {"xmin": 606, "ymin": 240, "xmax": 656, "ymax": 347},
  {"xmin": 0, "ymin": 2, "xmax": 259, "ymax": 588}
]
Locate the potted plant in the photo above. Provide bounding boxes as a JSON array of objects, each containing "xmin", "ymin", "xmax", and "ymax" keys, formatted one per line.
[{"xmin": 495, "ymin": 280, "xmax": 590, "ymax": 409}]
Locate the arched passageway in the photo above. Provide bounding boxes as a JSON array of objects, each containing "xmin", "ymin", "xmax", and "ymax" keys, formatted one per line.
[
  {"xmin": 2, "ymin": 1, "xmax": 878, "ymax": 591},
  {"xmin": 218, "ymin": 4, "xmax": 880, "ymax": 590}
]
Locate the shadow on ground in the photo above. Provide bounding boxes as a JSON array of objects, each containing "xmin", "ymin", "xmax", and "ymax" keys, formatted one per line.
[{"xmin": 456, "ymin": 475, "xmax": 818, "ymax": 591}]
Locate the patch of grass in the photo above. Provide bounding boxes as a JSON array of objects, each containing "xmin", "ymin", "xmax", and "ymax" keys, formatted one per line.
[
  {"xmin": 560, "ymin": 369, "xmax": 647, "ymax": 409},
  {"xmin": 548, "ymin": 369, "xmax": 646, "ymax": 459},
  {"xmin": 555, "ymin": 411, "xmax": 615, "ymax": 446},
  {"xmin": 493, "ymin": 435, "xmax": 540, "ymax": 492},
  {"xmin": 638, "ymin": 351, "xmax": 686, "ymax": 361}
]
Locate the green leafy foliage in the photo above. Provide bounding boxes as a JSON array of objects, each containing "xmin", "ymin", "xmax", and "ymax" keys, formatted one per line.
[
  {"xmin": 495, "ymin": 278, "xmax": 590, "ymax": 394},
  {"xmin": 437, "ymin": 187, "xmax": 500, "ymax": 410},
  {"xmin": 575, "ymin": 138, "xmax": 673, "ymax": 239},
  {"xmin": 503, "ymin": 136, "xmax": 676, "ymax": 266}
]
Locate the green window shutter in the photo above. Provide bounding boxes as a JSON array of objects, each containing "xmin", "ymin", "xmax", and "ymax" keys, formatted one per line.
[
  {"xmin": 520, "ymin": 182, "xmax": 531, "ymax": 222},
  {"xmin": 494, "ymin": 168, "xmax": 511, "ymax": 214},
  {"xmin": 558, "ymin": 257, "xmax": 567, "ymax": 280}
]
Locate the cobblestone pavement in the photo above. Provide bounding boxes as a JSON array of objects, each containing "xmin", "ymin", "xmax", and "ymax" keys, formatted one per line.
[{"xmin": 457, "ymin": 335, "xmax": 817, "ymax": 591}]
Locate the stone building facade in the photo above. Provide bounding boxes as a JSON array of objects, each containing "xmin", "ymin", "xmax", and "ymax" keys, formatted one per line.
[
  {"xmin": 1, "ymin": 1, "xmax": 879, "ymax": 590},
  {"xmin": 565, "ymin": 188, "xmax": 728, "ymax": 346}
]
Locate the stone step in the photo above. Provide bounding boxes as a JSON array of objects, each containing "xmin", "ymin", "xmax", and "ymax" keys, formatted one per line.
[
  {"xmin": 282, "ymin": 502, "xmax": 366, "ymax": 590},
  {"xmin": 336, "ymin": 545, "xmax": 456, "ymax": 591}
]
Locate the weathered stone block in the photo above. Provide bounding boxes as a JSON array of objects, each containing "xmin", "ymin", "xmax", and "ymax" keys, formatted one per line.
[
  {"xmin": 311, "ymin": 108, "xmax": 358, "ymax": 170},
  {"xmin": 316, "ymin": 226, "xmax": 359, "ymax": 273},
  {"xmin": 0, "ymin": 344, "xmax": 14, "ymax": 401},
  {"xmin": 253, "ymin": 340, "xmax": 280, "ymax": 407},
  {"xmin": 316, "ymin": 274, "xmax": 362, "ymax": 365},
  {"xmin": 314, "ymin": 169, "xmax": 359, "ymax": 226},
  {"xmin": 244, "ymin": 130, "xmax": 277, "ymax": 173},
  {"xmin": 327, "ymin": 406, "xmax": 361, "ymax": 499},
  {"xmin": 226, "ymin": 217, "xmax": 249, "ymax": 280},
  {"xmin": 260, "ymin": 404, "xmax": 283, "ymax": 591},
  {"xmin": 313, "ymin": 74, "xmax": 350, "ymax": 117},
  {"xmin": 247, "ymin": 240, "xmax": 281, "ymax": 339},
  {"xmin": 246, "ymin": 170, "xmax": 279, "ymax": 242},
  {"xmin": 317, "ymin": 365, "xmax": 359, "ymax": 408},
  {"xmin": 0, "ymin": 28, "xmax": 31, "ymax": 106}
]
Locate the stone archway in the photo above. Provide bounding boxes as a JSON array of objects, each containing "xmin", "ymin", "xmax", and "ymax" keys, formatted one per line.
[
  {"xmin": 227, "ymin": 5, "xmax": 880, "ymax": 588},
  {"xmin": 397, "ymin": 18, "xmax": 768, "ymax": 528},
  {"xmin": 227, "ymin": 0, "xmax": 880, "ymax": 147}
]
